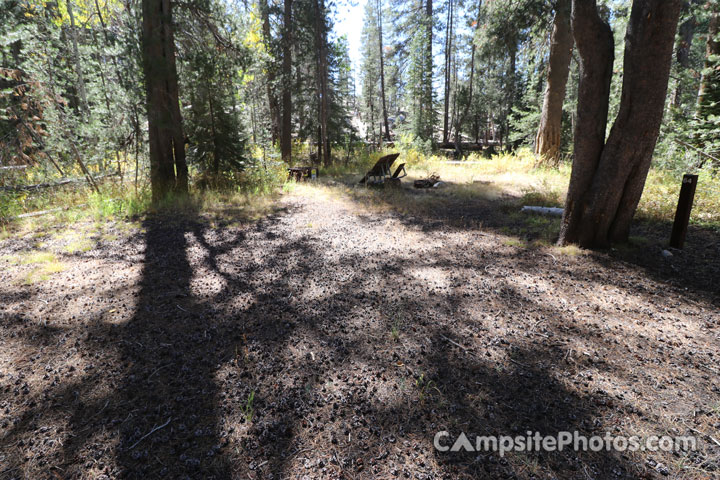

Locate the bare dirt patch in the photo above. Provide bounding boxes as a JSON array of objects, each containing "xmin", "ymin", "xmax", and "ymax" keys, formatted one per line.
[{"xmin": 0, "ymin": 184, "xmax": 718, "ymax": 479}]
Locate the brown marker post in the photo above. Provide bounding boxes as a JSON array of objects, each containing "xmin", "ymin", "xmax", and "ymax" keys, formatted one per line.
[{"xmin": 669, "ymin": 174, "xmax": 698, "ymax": 249}]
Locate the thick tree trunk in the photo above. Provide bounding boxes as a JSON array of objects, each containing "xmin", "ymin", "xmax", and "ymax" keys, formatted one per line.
[
  {"xmin": 560, "ymin": 0, "xmax": 682, "ymax": 248},
  {"xmin": 378, "ymin": 0, "xmax": 391, "ymax": 141},
  {"xmin": 260, "ymin": 0, "xmax": 281, "ymax": 145},
  {"xmin": 503, "ymin": 45, "xmax": 517, "ymax": 146},
  {"xmin": 142, "ymin": 0, "xmax": 188, "ymax": 202},
  {"xmin": 559, "ymin": 0, "xmax": 616, "ymax": 245},
  {"xmin": 534, "ymin": 0, "xmax": 572, "ymax": 164},
  {"xmin": 280, "ymin": 0, "xmax": 293, "ymax": 162}
]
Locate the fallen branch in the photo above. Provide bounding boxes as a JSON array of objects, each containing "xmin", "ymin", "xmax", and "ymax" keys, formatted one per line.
[
  {"xmin": 128, "ymin": 417, "xmax": 172, "ymax": 450},
  {"xmin": 439, "ymin": 333, "xmax": 470, "ymax": 352},
  {"xmin": 674, "ymin": 138, "xmax": 720, "ymax": 168},
  {"xmin": 16, "ymin": 206, "xmax": 66, "ymax": 218},
  {"xmin": 0, "ymin": 173, "xmax": 119, "ymax": 193}
]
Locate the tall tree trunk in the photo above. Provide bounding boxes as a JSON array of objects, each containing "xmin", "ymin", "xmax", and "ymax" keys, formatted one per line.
[
  {"xmin": 142, "ymin": 0, "xmax": 188, "ymax": 202},
  {"xmin": 442, "ymin": 0, "xmax": 453, "ymax": 143},
  {"xmin": 315, "ymin": 0, "xmax": 330, "ymax": 165},
  {"xmin": 559, "ymin": 0, "xmax": 682, "ymax": 248},
  {"xmin": 697, "ymin": 10, "xmax": 719, "ymax": 113},
  {"xmin": 454, "ymin": 0, "xmax": 481, "ymax": 152},
  {"xmin": 425, "ymin": 0, "xmax": 434, "ymax": 142},
  {"xmin": 671, "ymin": 3, "xmax": 696, "ymax": 109},
  {"xmin": 207, "ymin": 81, "xmax": 220, "ymax": 176},
  {"xmin": 534, "ymin": 0, "xmax": 573, "ymax": 164},
  {"xmin": 560, "ymin": 0, "xmax": 617, "ymax": 245},
  {"xmin": 280, "ymin": 0, "xmax": 293, "ymax": 162},
  {"xmin": 378, "ymin": 0, "xmax": 391, "ymax": 141},
  {"xmin": 504, "ymin": 45, "xmax": 516, "ymax": 147},
  {"xmin": 260, "ymin": 0, "xmax": 281, "ymax": 144},
  {"xmin": 66, "ymin": 1, "xmax": 89, "ymax": 115}
]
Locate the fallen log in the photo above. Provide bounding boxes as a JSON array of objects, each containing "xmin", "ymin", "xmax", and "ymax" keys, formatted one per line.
[
  {"xmin": 521, "ymin": 206, "xmax": 564, "ymax": 217},
  {"xmin": 0, "ymin": 173, "xmax": 119, "ymax": 193}
]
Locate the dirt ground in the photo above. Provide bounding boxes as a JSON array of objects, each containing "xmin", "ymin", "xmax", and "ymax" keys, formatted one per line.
[{"xmin": 1, "ymin": 179, "xmax": 719, "ymax": 479}]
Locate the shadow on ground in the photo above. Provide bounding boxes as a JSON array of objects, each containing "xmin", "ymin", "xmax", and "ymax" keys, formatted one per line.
[
  {"xmin": 1, "ymin": 190, "xmax": 716, "ymax": 479},
  {"xmin": 329, "ymin": 176, "xmax": 720, "ymax": 304}
]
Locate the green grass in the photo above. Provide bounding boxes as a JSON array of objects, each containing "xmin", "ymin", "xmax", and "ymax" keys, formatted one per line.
[
  {"xmin": 415, "ymin": 373, "xmax": 442, "ymax": 405},
  {"xmin": 1, "ymin": 254, "xmax": 19, "ymax": 264},
  {"xmin": 553, "ymin": 244, "xmax": 584, "ymax": 257},
  {"xmin": 20, "ymin": 251, "xmax": 57, "ymax": 264},
  {"xmin": 390, "ymin": 320, "xmax": 401, "ymax": 342},
  {"xmin": 21, "ymin": 258, "xmax": 66, "ymax": 285},
  {"xmin": 502, "ymin": 238, "xmax": 526, "ymax": 248},
  {"xmin": 3, "ymin": 146, "xmax": 719, "ymax": 246},
  {"xmin": 243, "ymin": 390, "xmax": 256, "ymax": 423},
  {"xmin": 1, "ymin": 250, "xmax": 67, "ymax": 284},
  {"xmin": 65, "ymin": 238, "xmax": 94, "ymax": 253}
]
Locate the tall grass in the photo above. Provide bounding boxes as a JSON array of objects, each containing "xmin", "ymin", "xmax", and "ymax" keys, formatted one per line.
[
  {"xmin": 3, "ymin": 144, "xmax": 719, "ymax": 232},
  {"xmin": 323, "ymin": 145, "xmax": 720, "ymax": 230}
]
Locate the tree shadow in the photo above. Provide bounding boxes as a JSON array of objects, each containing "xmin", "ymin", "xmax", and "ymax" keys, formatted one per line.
[
  {"xmin": 227, "ymin": 247, "xmax": 646, "ymax": 479},
  {"xmin": 1, "ymin": 191, "xmax": 714, "ymax": 479},
  {"xmin": 333, "ymin": 178, "xmax": 720, "ymax": 303},
  {"xmin": 111, "ymin": 211, "xmax": 231, "ymax": 478}
]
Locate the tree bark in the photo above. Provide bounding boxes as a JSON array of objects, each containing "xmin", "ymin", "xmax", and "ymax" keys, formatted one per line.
[
  {"xmin": 442, "ymin": 0, "xmax": 453, "ymax": 144},
  {"xmin": 559, "ymin": 0, "xmax": 616, "ymax": 245},
  {"xmin": 142, "ymin": 0, "xmax": 188, "ymax": 202},
  {"xmin": 697, "ymin": 9, "xmax": 719, "ymax": 113},
  {"xmin": 378, "ymin": 0, "xmax": 391, "ymax": 141},
  {"xmin": 66, "ymin": 1, "xmax": 89, "ymax": 115},
  {"xmin": 260, "ymin": 0, "xmax": 281, "ymax": 144},
  {"xmin": 207, "ymin": 78, "xmax": 220, "ymax": 176},
  {"xmin": 534, "ymin": 0, "xmax": 572, "ymax": 164},
  {"xmin": 559, "ymin": 0, "xmax": 682, "ymax": 248},
  {"xmin": 315, "ymin": 0, "xmax": 330, "ymax": 165},
  {"xmin": 454, "ymin": 0, "xmax": 481, "ymax": 152},
  {"xmin": 424, "ymin": 0, "xmax": 434, "ymax": 142},
  {"xmin": 280, "ymin": 0, "xmax": 293, "ymax": 162},
  {"xmin": 671, "ymin": 3, "xmax": 696, "ymax": 109}
]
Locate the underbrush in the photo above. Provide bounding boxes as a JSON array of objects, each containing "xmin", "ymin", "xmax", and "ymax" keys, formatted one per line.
[{"xmin": 3, "ymin": 145, "xmax": 719, "ymax": 236}]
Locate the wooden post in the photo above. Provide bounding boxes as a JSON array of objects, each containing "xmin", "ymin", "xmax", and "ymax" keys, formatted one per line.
[{"xmin": 669, "ymin": 174, "xmax": 698, "ymax": 249}]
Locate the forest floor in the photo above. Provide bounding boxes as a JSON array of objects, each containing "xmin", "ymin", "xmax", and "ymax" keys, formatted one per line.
[{"xmin": 1, "ymin": 174, "xmax": 719, "ymax": 480}]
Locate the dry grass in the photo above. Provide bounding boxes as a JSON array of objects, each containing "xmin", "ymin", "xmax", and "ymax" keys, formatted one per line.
[
  {"xmin": 354, "ymin": 148, "xmax": 720, "ymax": 229},
  {"xmin": 19, "ymin": 250, "xmax": 57, "ymax": 265},
  {"xmin": 22, "ymin": 261, "xmax": 66, "ymax": 285},
  {"xmin": 64, "ymin": 238, "xmax": 94, "ymax": 254}
]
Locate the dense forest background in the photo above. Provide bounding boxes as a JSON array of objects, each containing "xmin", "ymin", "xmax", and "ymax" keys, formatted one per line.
[{"xmin": 0, "ymin": 0, "xmax": 718, "ymax": 221}]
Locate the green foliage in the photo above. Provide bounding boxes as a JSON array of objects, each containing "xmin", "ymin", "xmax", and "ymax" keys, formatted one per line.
[
  {"xmin": 243, "ymin": 390, "xmax": 255, "ymax": 423},
  {"xmin": 87, "ymin": 187, "xmax": 151, "ymax": 220},
  {"xmin": 238, "ymin": 160, "xmax": 288, "ymax": 195},
  {"xmin": 1, "ymin": 0, "xmax": 718, "ymax": 227}
]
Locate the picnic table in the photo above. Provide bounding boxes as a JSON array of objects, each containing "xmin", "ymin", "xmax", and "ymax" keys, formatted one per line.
[
  {"xmin": 358, "ymin": 153, "xmax": 406, "ymax": 185},
  {"xmin": 288, "ymin": 166, "xmax": 318, "ymax": 181}
]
